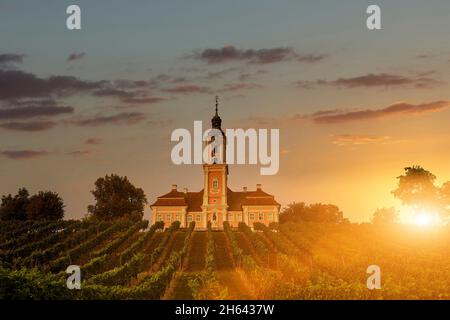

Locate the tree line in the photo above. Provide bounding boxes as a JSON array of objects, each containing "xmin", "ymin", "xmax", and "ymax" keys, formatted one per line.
[
  {"xmin": 281, "ymin": 165, "xmax": 450, "ymax": 224},
  {"xmin": 2, "ymin": 166, "xmax": 449, "ymax": 224},
  {"xmin": 0, "ymin": 174, "xmax": 146, "ymax": 222}
]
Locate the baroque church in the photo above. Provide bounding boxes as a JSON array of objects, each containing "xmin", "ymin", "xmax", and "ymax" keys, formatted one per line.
[{"xmin": 151, "ymin": 99, "xmax": 280, "ymax": 230}]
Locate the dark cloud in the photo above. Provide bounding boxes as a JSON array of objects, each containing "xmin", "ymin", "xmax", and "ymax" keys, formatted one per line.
[
  {"xmin": 92, "ymin": 88, "xmax": 134, "ymax": 99},
  {"xmin": 0, "ymin": 150, "xmax": 48, "ymax": 160},
  {"xmin": 0, "ymin": 99, "xmax": 71, "ymax": 131},
  {"xmin": 73, "ymin": 112, "xmax": 147, "ymax": 126},
  {"xmin": 0, "ymin": 121, "xmax": 56, "ymax": 132},
  {"xmin": 113, "ymin": 79, "xmax": 151, "ymax": 89},
  {"xmin": 218, "ymin": 83, "xmax": 263, "ymax": 93},
  {"xmin": 0, "ymin": 105, "xmax": 73, "ymax": 120},
  {"xmin": 0, "ymin": 69, "xmax": 166, "ymax": 107},
  {"xmin": 85, "ymin": 138, "xmax": 102, "ymax": 145},
  {"xmin": 92, "ymin": 89, "xmax": 165, "ymax": 104},
  {"xmin": 67, "ymin": 52, "xmax": 86, "ymax": 62},
  {"xmin": 161, "ymin": 85, "xmax": 211, "ymax": 94},
  {"xmin": 121, "ymin": 96, "xmax": 165, "ymax": 104},
  {"xmin": 297, "ymin": 53, "xmax": 328, "ymax": 63},
  {"xmin": 189, "ymin": 45, "xmax": 326, "ymax": 64},
  {"xmin": 297, "ymin": 73, "xmax": 441, "ymax": 89},
  {"xmin": 308, "ymin": 101, "xmax": 450, "ymax": 124},
  {"xmin": 0, "ymin": 53, "xmax": 25, "ymax": 68},
  {"xmin": 0, "ymin": 69, "xmax": 103, "ymax": 100}
]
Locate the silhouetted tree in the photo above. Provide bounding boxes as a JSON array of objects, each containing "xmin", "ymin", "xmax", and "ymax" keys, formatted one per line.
[
  {"xmin": 280, "ymin": 202, "xmax": 348, "ymax": 224},
  {"xmin": 372, "ymin": 207, "xmax": 399, "ymax": 224},
  {"xmin": 0, "ymin": 188, "xmax": 30, "ymax": 221},
  {"xmin": 26, "ymin": 191, "xmax": 64, "ymax": 220},
  {"xmin": 88, "ymin": 174, "xmax": 147, "ymax": 220},
  {"xmin": 393, "ymin": 166, "xmax": 439, "ymax": 213}
]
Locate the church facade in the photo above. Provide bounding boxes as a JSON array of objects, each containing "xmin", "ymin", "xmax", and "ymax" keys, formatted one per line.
[{"xmin": 150, "ymin": 100, "xmax": 280, "ymax": 229}]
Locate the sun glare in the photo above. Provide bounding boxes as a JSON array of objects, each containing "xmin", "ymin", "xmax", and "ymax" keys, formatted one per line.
[
  {"xmin": 412, "ymin": 211, "xmax": 440, "ymax": 227},
  {"xmin": 415, "ymin": 214, "xmax": 432, "ymax": 226}
]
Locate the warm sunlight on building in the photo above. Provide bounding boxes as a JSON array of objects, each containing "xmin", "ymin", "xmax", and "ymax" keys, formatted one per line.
[{"xmin": 150, "ymin": 103, "xmax": 280, "ymax": 230}]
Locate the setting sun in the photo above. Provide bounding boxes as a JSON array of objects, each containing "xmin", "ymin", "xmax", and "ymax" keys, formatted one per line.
[
  {"xmin": 415, "ymin": 214, "xmax": 432, "ymax": 226},
  {"xmin": 412, "ymin": 211, "xmax": 440, "ymax": 226}
]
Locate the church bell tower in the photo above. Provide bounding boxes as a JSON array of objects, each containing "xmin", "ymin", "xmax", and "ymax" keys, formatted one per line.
[{"xmin": 202, "ymin": 96, "xmax": 228, "ymax": 228}]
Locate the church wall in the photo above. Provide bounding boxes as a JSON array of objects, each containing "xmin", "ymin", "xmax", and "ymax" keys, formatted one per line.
[
  {"xmin": 152, "ymin": 205, "xmax": 279, "ymax": 229},
  {"xmin": 226, "ymin": 211, "xmax": 244, "ymax": 228},
  {"xmin": 186, "ymin": 211, "xmax": 203, "ymax": 228},
  {"xmin": 151, "ymin": 206, "xmax": 187, "ymax": 228},
  {"xmin": 203, "ymin": 209, "xmax": 225, "ymax": 229},
  {"xmin": 243, "ymin": 205, "xmax": 279, "ymax": 228}
]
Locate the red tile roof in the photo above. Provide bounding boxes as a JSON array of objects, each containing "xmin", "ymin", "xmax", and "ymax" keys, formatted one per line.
[
  {"xmin": 151, "ymin": 186, "xmax": 280, "ymax": 210},
  {"xmin": 186, "ymin": 190, "xmax": 204, "ymax": 211}
]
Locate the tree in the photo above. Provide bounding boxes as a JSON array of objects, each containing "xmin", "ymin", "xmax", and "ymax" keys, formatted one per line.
[
  {"xmin": 372, "ymin": 207, "xmax": 399, "ymax": 225},
  {"xmin": 280, "ymin": 202, "xmax": 348, "ymax": 224},
  {"xmin": 88, "ymin": 174, "xmax": 147, "ymax": 220},
  {"xmin": 393, "ymin": 166, "xmax": 438, "ymax": 213},
  {"xmin": 26, "ymin": 191, "xmax": 65, "ymax": 220},
  {"xmin": 279, "ymin": 202, "xmax": 306, "ymax": 224},
  {"xmin": 0, "ymin": 188, "xmax": 30, "ymax": 221}
]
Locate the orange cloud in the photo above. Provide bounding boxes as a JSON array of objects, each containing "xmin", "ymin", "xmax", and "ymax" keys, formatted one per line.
[
  {"xmin": 311, "ymin": 101, "xmax": 450, "ymax": 124},
  {"xmin": 331, "ymin": 134, "xmax": 391, "ymax": 146},
  {"xmin": 297, "ymin": 73, "xmax": 442, "ymax": 89},
  {"xmin": 243, "ymin": 100, "xmax": 450, "ymax": 128}
]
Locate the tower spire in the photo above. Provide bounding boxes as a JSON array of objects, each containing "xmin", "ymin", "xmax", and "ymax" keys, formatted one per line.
[
  {"xmin": 211, "ymin": 95, "xmax": 222, "ymax": 129},
  {"xmin": 215, "ymin": 95, "xmax": 219, "ymax": 115}
]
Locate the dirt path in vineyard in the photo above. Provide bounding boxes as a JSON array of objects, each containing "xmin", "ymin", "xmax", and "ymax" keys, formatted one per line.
[
  {"xmin": 164, "ymin": 231, "xmax": 207, "ymax": 300},
  {"xmin": 185, "ymin": 231, "xmax": 207, "ymax": 271}
]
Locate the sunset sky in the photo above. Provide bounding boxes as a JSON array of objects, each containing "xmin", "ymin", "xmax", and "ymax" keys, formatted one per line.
[{"xmin": 1, "ymin": 0, "xmax": 450, "ymax": 222}]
